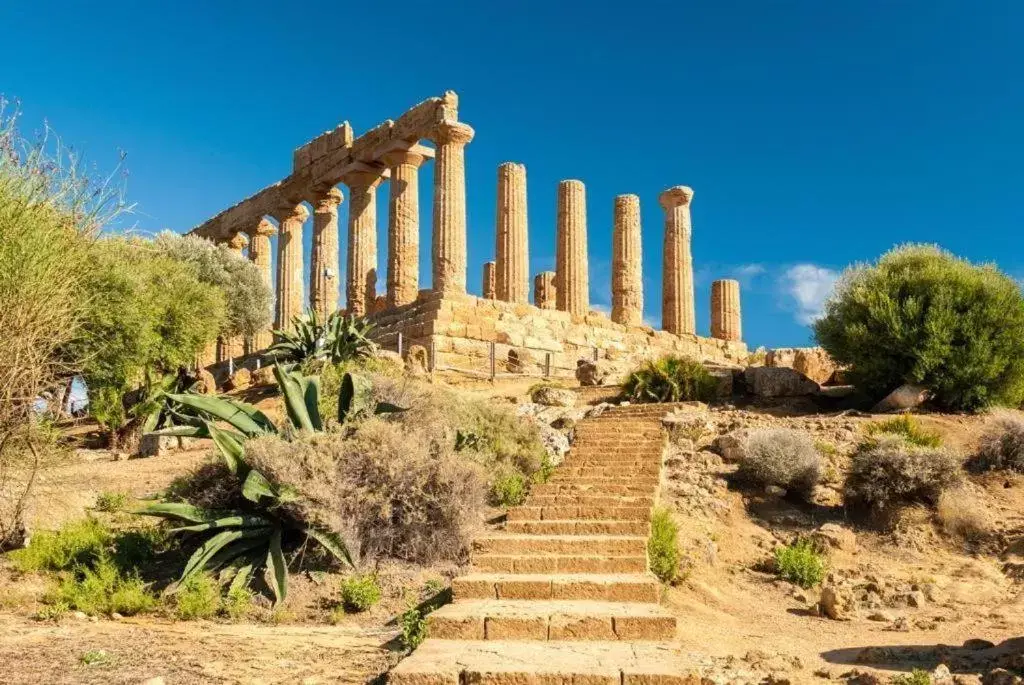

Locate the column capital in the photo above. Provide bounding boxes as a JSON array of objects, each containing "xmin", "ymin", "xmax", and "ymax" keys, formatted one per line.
[
  {"xmin": 227, "ymin": 232, "xmax": 248, "ymax": 251},
  {"xmin": 273, "ymin": 203, "xmax": 310, "ymax": 226},
  {"xmin": 341, "ymin": 168, "xmax": 386, "ymax": 190},
  {"xmin": 381, "ymin": 148, "xmax": 428, "ymax": 169},
  {"xmin": 434, "ymin": 120, "xmax": 475, "ymax": 146},
  {"xmin": 248, "ymin": 218, "xmax": 277, "ymax": 238},
  {"xmin": 659, "ymin": 185, "xmax": 694, "ymax": 209},
  {"xmin": 314, "ymin": 187, "xmax": 344, "ymax": 212}
]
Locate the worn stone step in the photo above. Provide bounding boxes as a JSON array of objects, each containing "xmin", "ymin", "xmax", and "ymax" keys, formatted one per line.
[
  {"xmin": 527, "ymin": 494, "xmax": 654, "ymax": 507},
  {"xmin": 428, "ymin": 599, "xmax": 676, "ymax": 641},
  {"xmin": 531, "ymin": 482, "xmax": 654, "ymax": 496},
  {"xmin": 548, "ymin": 473, "xmax": 659, "ymax": 484},
  {"xmin": 507, "ymin": 505, "xmax": 652, "ymax": 522},
  {"xmin": 505, "ymin": 519, "xmax": 650, "ymax": 536},
  {"xmin": 555, "ymin": 466, "xmax": 660, "ymax": 478},
  {"xmin": 452, "ymin": 572, "xmax": 661, "ymax": 602},
  {"xmin": 389, "ymin": 639, "xmax": 694, "ymax": 685},
  {"xmin": 473, "ymin": 534, "xmax": 646, "ymax": 557},
  {"xmin": 473, "ymin": 553, "xmax": 647, "ymax": 574}
]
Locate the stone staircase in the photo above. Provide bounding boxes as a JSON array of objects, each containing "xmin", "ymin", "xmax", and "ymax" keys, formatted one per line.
[{"xmin": 389, "ymin": 404, "xmax": 694, "ymax": 684}]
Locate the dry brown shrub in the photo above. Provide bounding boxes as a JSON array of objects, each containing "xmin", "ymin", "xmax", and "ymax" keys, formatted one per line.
[
  {"xmin": 846, "ymin": 435, "xmax": 963, "ymax": 512},
  {"xmin": 737, "ymin": 428, "xmax": 822, "ymax": 498},
  {"xmin": 973, "ymin": 410, "xmax": 1024, "ymax": 473},
  {"xmin": 936, "ymin": 485, "xmax": 993, "ymax": 542}
]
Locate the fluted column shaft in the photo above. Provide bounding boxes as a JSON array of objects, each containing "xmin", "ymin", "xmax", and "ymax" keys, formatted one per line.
[
  {"xmin": 495, "ymin": 162, "xmax": 529, "ymax": 303},
  {"xmin": 611, "ymin": 194, "xmax": 643, "ymax": 326},
  {"xmin": 344, "ymin": 173, "xmax": 383, "ymax": 317},
  {"xmin": 220, "ymin": 233, "xmax": 249, "ymax": 360},
  {"xmin": 275, "ymin": 203, "xmax": 309, "ymax": 331},
  {"xmin": 555, "ymin": 180, "xmax": 589, "ymax": 315},
  {"xmin": 483, "ymin": 261, "xmax": 496, "ymax": 299},
  {"xmin": 247, "ymin": 219, "xmax": 276, "ymax": 351},
  {"xmin": 660, "ymin": 186, "xmax": 695, "ymax": 335},
  {"xmin": 382, "ymin": 150, "xmax": 426, "ymax": 307},
  {"xmin": 310, "ymin": 188, "xmax": 343, "ymax": 318},
  {"xmin": 535, "ymin": 271, "xmax": 557, "ymax": 310},
  {"xmin": 711, "ymin": 279, "xmax": 742, "ymax": 341},
  {"xmin": 432, "ymin": 121, "xmax": 475, "ymax": 295}
]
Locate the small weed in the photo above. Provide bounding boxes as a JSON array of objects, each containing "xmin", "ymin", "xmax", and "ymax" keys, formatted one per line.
[
  {"xmin": 328, "ymin": 604, "xmax": 347, "ymax": 625},
  {"xmin": 891, "ymin": 669, "xmax": 931, "ymax": 685},
  {"xmin": 268, "ymin": 607, "xmax": 295, "ymax": 624},
  {"xmin": 94, "ymin": 491, "xmax": 129, "ymax": 513},
  {"xmin": 491, "ymin": 472, "xmax": 527, "ymax": 507},
  {"xmin": 222, "ymin": 584, "xmax": 253, "ymax": 620},
  {"xmin": 340, "ymin": 574, "xmax": 382, "ymax": 613},
  {"xmin": 648, "ymin": 507, "xmax": 681, "ymax": 584},
  {"xmin": 12, "ymin": 518, "xmax": 111, "ymax": 572},
  {"xmin": 423, "ymin": 578, "xmax": 446, "ymax": 596},
  {"xmin": 533, "ymin": 453, "xmax": 555, "ymax": 484},
  {"xmin": 35, "ymin": 601, "xmax": 69, "ymax": 621},
  {"xmin": 814, "ymin": 440, "xmax": 838, "ymax": 456},
  {"xmin": 400, "ymin": 605, "xmax": 428, "ymax": 650},
  {"xmin": 52, "ymin": 556, "xmax": 156, "ymax": 616},
  {"xmin": 79, "ymin": 649, "xmax": 112, "ymax": 666},
  {"xmin": 112, "ymin": 526, "xmax": 169, "ymax": 571},
  {"xmin": 174, "ymin": 573, "xmax": 220, "ymax": 620},
  {"xmin": 773, "ymin": 540, "xmax": 826, "ymax": 589},
  {"xmin": 864, "ymin": 414, "xmax": 941, "ymax": 448}
]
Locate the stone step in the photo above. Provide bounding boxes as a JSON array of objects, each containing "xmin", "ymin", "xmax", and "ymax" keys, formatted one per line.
[
  {"xmin": 452, "ymin": 572, "xmax": 661, "ymax": 602},
  {"xmin": 527, "ymin": 494, "xmax": 655, "ymax": 508},
  {"xmin": 473, "ymin": 553, "xmax": 647, "ymax": 574},
  {"xmin": 554, "ymin": 466, "xmax": 660, "ymax": 478},
  {"xmin": 389, "ymin": 639, "xmax": 694, "ymax": 685},
  {"xmin": 507, "ymin": 505, "xmax": 652, "ymax": 522},
  {"xmin": 505, "ymin": 519, "xmax": 650, "ymax": 536},
  {"xmin": 473, "ymin": 534, "xmax": 646, "ymax": 557},
  {"xmin": 531, "ymin": 482, "xmax": 655, "ymax": 496},
  {"xmin": 428, "ymin": 599, "xmax": 676, "ymax": 641}
]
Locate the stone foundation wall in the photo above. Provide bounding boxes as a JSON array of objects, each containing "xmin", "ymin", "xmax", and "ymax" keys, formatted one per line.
[{"xmin": 368, "ymin": 291, "xmax": 747, "ymax": 380}]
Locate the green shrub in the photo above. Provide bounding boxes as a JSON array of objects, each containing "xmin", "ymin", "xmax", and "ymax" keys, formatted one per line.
[
  {"xmin": 94, "ymin": 491, "xmax": 129, "ymax": 513},
  {"xmin": 35, "ymin": 601, "xmax": 69, "ymax": 621},
  {"xmin": 737, "ymin": 428, "xmax": 822, "ymax": 498},
  {"xmin": 845, "ymin": 436, "xmax": 962, "ymax": 512},
  {"xmin": 12, "ymin": 517, "xmax": 111, "ymax": 572},
  {"xmin": 973, "ymin": 410, "xmax": 1024, "ymax": 473},
  {"xmin": 174, "ymin": 572, "xmax": 220, "ymax": 620},
  {"xmin": 51, "ymin": 556, "xmax": 155, "ymax": 616},
  {"xmin": 400, "ymin": 606, "xmax": 428, "ymax": 650},
  {"xmin": 222, "ymin": 584, "xmax": 254, "ymax": 620},
  {"xmin": 891, "ymin": 669, "xmax": 931, "ymax": 685},
  {"xmin": 773, "ymin": 539, "xmax": 826, "ymax": 588},
  {"xmin": 491, "ymin": 472, "xmax": 528, "ymax": 507},
  {"xmin": 339, "ymin": 573, "xmax": 382, "ymax": 612},
  {"xmin": 648, "ymin": 507, "xmax": 680, "ymax": 584},
  {"xmin": 621, "ymin": 356, "xmax": 717, "ymax": 404},
  {"xmin": 864, "ymin": 414, "xmax": 941, "ymax": 448},
  {"xmin": 814, "ymin": 244, "xmax": 1024, "ymax": 412},
  {"xmin": 79, "ymin": 649, "xmax": 112, "ymax": 666}
]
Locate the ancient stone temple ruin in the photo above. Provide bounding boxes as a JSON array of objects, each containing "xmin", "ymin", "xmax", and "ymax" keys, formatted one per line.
[{"xmin": 188, "ymin": 92, "xmax": 746, "ymax": 378}]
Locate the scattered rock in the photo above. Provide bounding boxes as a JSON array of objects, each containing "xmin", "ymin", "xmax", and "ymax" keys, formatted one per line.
[
  {"xmin": 225, "ymin": 367, "xmax": 251, "ymax": 391},
  {"xmin": 195, "ymin": 368, "xmax": 217, "ymax": 394},
  {"xmin": 963, "ymin": 639, "xmax": 996, "ymax": 651},
  {"xmin": 810, "ymin": 523, "xmax": 857, "ymax": 552},
  {"xmin": 872, "ymin": 383, "xmax": 929, "ymax": 413},
  {"xmin": 252, "ymin": 365, "xmax": 276, "ymax": 386},
  {"xmin": 575, "ymin": 358, "xmax": 609, "ymax": 386},
  {"xmin": 767, "ymin": 347, "xmax": 837, "ymax": 385},
  {"xmin": 820, "ymin": 583, "xmax": 856, "ymax": 620},
  {"xmin": 531, "ymin": 385, "xmax": 577, "ymax": 408},
  {"xmin": 932, "ymin": 665, "xmax": 954, "ymax": 684},
  {"xmin": 743, "ymin": 366, "xmax": 820, "ymax": 398},
  {"xmin": 711, "ymin": 429, "xmax": 749, "ymax": 463},
  {"xmin": 404, "ymin": 344, "xmax": 430, "ymax": 376},
  {"xmin": 982, "ymin": 669, "xmax": 1023, "ymax": 685},
  {"xmin": 906, "ymin": 590, "xmax": 926, "ymax": 608},
  {"xmin": 867, "ymin": 612, "xmax": 892, "ymax": 622}
]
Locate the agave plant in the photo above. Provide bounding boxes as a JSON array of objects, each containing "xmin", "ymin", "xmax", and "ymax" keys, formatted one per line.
[
  {"xmin": 129, "ymin": 370, "xmax": 200, "ymax": 434},
  {"xmin": 266, "ymin": 310, "xmax": 376, "ymax": 365},
  {"xmin": 621, "ymin": 355, "xmax": 717, "ymax": 404}
]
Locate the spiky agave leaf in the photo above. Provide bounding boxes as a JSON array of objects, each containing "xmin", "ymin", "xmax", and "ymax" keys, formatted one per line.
[
  {"xmin": 179, "ymin": 527, "xmax": 272, "ymax": 587},
  {"xmin": 165, "ymin": 393, "xmax": 275, "ymax": 436},
  {"xmin": 135, "ymin": 501, "xmax": 219, "ymax": 523},
  {"xmin": 273, "ymin": 364, "xmax": 323, "ymax": 432},
  {"xmin": 266, "ymin": 526, "xmax": 288, "ymax": 604}
]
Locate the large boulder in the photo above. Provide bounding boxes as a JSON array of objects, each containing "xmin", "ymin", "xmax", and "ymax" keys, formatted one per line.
[
  {"xmin": 575, "ymin": 359, "xmax": 609, "ymax": 387},
  {"xmin": 819, "ymin": 583, "xmax": 856, "ymax": 620},
  {"xmin": 766, "ymin": 347, "xmax": 837, "ymax": 385},
  {"xmin": 872, "ymin": 384, "xmax": 929, "ymax": 413},
  {"xmin": 531, "ymin": 385, "xmax": 577, "ymax": 408},
  {"xmin": 743, "ymin": 366, "xmax": 820, "ymax": 397}
]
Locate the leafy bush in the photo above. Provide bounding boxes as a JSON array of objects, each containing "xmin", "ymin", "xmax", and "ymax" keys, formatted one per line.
[
  {"xmin": 268, "ymin": 310, "xmax": 376, "ymax": 365},
  {"xmin": 814, "ymin": 244, "xmax": 1024, "ymax": 412},
  {"xmin": 864, "ymin": 414, "xmax": 941, "ymax": 448},
  {"xmin": 973, "ymin": 411, "xmax": 1024, "ymax": 473},
  {"xmin": 174, "ymin": 572, "xmax": 220, "ymax": 620},
  {"xmin": 845, "ymin": 436, "xmax": 962, "ymax": 512},
  {"xmin": 94, "ymin": 491, "xmax": 129, "ymax": 513},
  {"xmin": 891, "ymin": 669, "xmax": 931, "ymax": 685},
  {"xmin": 648, "ymin": 507, "xmax": 680, "ymax": 584},
  {"xmin": 737, "ymin": 428, "xmax": 822, "ymax": 498},
  {"xmin": 12, "ymin": 517, "xmax": 112, "ymax": 572},
  {"xmin": 339, "ymin": 574, "xmax": 382, "ymax": 612},
  {"xmin": 222, "ymin": 584, "xmax": 253, "ymax": 620},
  {"xmin": 491, "ymin": 472, "xmax": 527, "ymax": 507},
  {"xmin": 400, "ymin": 606, "xmax": 428, "ymax": 650},
  {"xmin": 621, "ymin": 356, "xmax": 717, "ymax": 403},
  {"xmin": 773, "ymin": 539, "xmax": 826, "ymax": 588},
  {"xmin": 50, "ymin": 556, "xmax": 156, "ymax": 616}
]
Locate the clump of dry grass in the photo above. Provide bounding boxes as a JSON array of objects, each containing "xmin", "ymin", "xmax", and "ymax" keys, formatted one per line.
[
  {"xmin": 845, "ymin": 435, "xmax": 962, "ymax": 512},
  {"xmin": 973, "ymin": 410, "xmax": 1024, "ymax": 473},
  {"xmin": 736, "ymin": 428, "xmax": 822, "ymax": 499},
  {"xmin": 936, "ymin": 485, "xmax": 993, "ymax": 542}
]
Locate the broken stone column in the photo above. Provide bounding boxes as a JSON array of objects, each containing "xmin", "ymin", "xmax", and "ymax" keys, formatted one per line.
[
  {"xmin": 535, "ymin": 271, "xmax": 556, "ymax": 309},
  {"xmin": 382, "ymin": 148, "xmax": 427, "ymax": 307},
  {"xmin": 482, "ymin": 261, "xmax": 496, "ymax": 299},
  {"xmin": 711, "ymin": 279, "xmax": 742, "ymax": 341},
  {"xmin": 310, "ymin": 187, "xmax": 343, "ymax": 318},
  {"xmin": 659, "ymin": 186, "xmax": 696, "ymax": 335},
  {"xmin": 611, "ymin": 194, "xmax": 643, "ymax": 326},
  {"xmin": 431, "ymin": 121, "xmax": 475, "ymax": 295},
  {"xmin": 555, "ymin": 179, "xmax": 589, "ymax": 316},
  {"xmin": 274, "ymin": 203, "xmax": 310, "ymax": 331},
  {"xmin": 247, "ymin": 219, "xmax": 276, "ymax": 351},
  {"xmin": 344, "ymin": 171, "xmax": 383, "ymax": 317},
  {"xmin": 495, "ymin": 162, "xmax": 529, "ymax": 303}
]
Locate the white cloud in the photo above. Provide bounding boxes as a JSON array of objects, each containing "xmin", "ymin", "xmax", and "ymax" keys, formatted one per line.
[
  {"xmin": 733, "ymin": 264, "xmax": 766, "ymax": 279},
  {"xmin": 782, "ymin": 264, "xmax": 838, "ymax": 326}
]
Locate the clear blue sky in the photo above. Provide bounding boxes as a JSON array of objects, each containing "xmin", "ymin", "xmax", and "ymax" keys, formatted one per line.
[{"xmin": 3, "ymin": 1, "xmax": 1022, "ymax": 348}]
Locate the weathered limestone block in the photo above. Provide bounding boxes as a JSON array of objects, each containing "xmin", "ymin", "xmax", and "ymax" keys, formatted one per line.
[
  {"xmin": 495, "ymin": 162, "xmax": 529, "ymax": 303},
  {"xmin": 252, "ymin": 366, "xmax": 276, "ymax": 387},
  {"xmin": 555, "ymin": 180, "xmax": 589, "ymax": 316},
  {"xmin": 482, "ymin": 261, "xmax": 496, "ymax": 299},
  {"xmin": 531, "ymin": 385, "xmax": 577, "ymax": 407},
  {"xmin": 225, "ymin": 367, "xmax": 252, "ymax": 391},
  {"xmin": 405, "ymin": 344, "xmax": 429, "ymax": 376},
  {"xmin": 575, "ymin": 359, "xmax": 609, "ymax": 386},
  {"xmin": 343, "ymin": 171, "xmax": 384, "ymax": 316},
  {"xmin": 711, "ymin": 279, "xmax": 742, "ymax": 342},
  {"xmin": 659, "ymin": 186, "xmax": 695, "ymax": 335},
  {"xmin": 310, "ymin": 188, "xmax": 343, "ymax": 317},
  {"xmin": 743, "ymin": 366, "xmax": 820, "ymax": 397},
  {"xmin": 432, "ymin": 121, "xmax": 475, "ymax": 295},
  {"xmin": 274, "ymin": 203, "xmax": 310, "ymax": 330},
  {"xmin": 535, "ymin": 271, "xmax": 557, "ymax": 310},
  {"xmin": 383, "ymin": 148, "xmax": 426, "ymax": 307},
  {"xmin": 611, "ymin": 194, "xmax": 643, "ymax": 326},
  {"xmin": 765, "ymin": 347, "xmax": 836, "ymax": 385},
  {"xmin": 872, "ymin": 384, "xmax": 929, "ymax": 413},
  {"xmin": 506, "ymin": 348, "xmax": 533, "ymax": 373}
]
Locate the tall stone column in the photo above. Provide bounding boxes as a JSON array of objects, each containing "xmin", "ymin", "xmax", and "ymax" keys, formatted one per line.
[
  {"xmin": 382, "ymin": 149, "xmax": 426, "ymax": 307},
  {"xmin": 247, "ymin": 219, "xmax": 276, "ymax": 351},
  {"xmin": 535, "ymin": 271, "xmax": 556, "ymax": 310},
  {"xmin": 495, "ymin": 162, "xmax": 529, "ymax": 303},
  {"xmin": 310, "ymin": 187, "xmax": 343, "ymax": 318},
  {"xmin": 482, "ymin": 261, "xmax": 496, "ymax": 299},
  {"xmin": 343, "ymin": 172, "xmax": 383, "ymax": 317},
  {"xmin": 611, "ymin": 194, "xmax": 643, "ymax": 326},
  {"xmin": 275, "ymin": 203, "xmax": 310, "ymax": 331},
  {"xmin": 431, "ymin": 121, "xmax": 475, "ymax": 295},
  {"xmin": 711, "ymin": 279, "xmax": 742, "ymax": 341},
  {"xmin": 659, "ymin": 186, "xmax": 696, "ymax": 335},
  {"xmin": 555, "ymin": 179, "xmax": 589, "ymax": 316},
  {"xmin": 220, "ymin": 233, "xmax": 249, "ymax": 360}
]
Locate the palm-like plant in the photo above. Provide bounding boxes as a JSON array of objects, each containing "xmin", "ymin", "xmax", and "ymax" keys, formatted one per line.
[
  {"xmin": 266, "ymin": 310, "xmax": 376, "ymax": 365},
  {"xmin": 621, "ymin": 355, "xmax": 717, "ymax": 403}
]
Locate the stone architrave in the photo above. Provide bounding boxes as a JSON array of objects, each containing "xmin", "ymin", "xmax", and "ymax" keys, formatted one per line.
[
  {"xmin": 431, "ymin": 121, "xmax": 475, "ymax": 295},
  {"xmin": 611, "ymin": 194, "xmax": 643, "ymax": 326},
  {"xmin": 555, "ymin": 179, "xmax": 588, "ymax": 315},
  {"xmin": 246, "ymin": 219, "xmax": 276, "ymax": 351},
  {"xmin": 711, "ymin": 279, "xmax": 741, "ymax": 341},
  {"xmin": 310, "ymin": 187, "xmax": 343, "ymax": 318},
  {"xmin": 535, "ymin": 271, "xmax": 557, "ymax": 310},
  {"xmin": 274, "ymin": 203, "xmax": 310, "ymax": 331},
  {"xmin": 482, "ymin": 261, "xmax": 496, "ymax": 299},
  {"xmin": 659, "ymin": 186, "xmax": 695, "ymax": 335},
  {"xmin": 495, "ymin": 162, "xmax": 529, "ymax": 303},
  {"xmin": 343, "ymin": 171, "xmax": 384, "ymax": 316},
  {"xmin": 382, "ymin": 148, "xmax": 428, "ymax": 307}
]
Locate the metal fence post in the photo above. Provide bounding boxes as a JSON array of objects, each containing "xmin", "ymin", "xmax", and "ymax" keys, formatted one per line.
[
  {"xmin": 593, "ymin": 347, "xmax": 599, "ymax": 362},
  {"xmin": 429, "ymin": 339, "xmax": 436, "ymax": 372},
  {"xmin": 545, "ymin": 352, "xmax": 552, "ymax": 378},
  {"xmin": 398, "ymin": 332, "xmax": 404, "ymax": 358},
  {"xmin": 489, "ymin": 341, "xmax": 496, "ymax": 381},
  {"xmin": 228, "ymin": 356, "xmax": 235, "ymax": 376}
]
